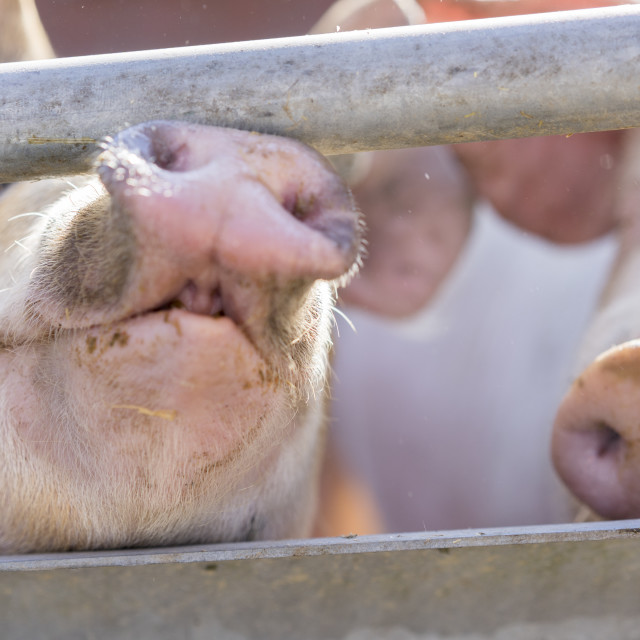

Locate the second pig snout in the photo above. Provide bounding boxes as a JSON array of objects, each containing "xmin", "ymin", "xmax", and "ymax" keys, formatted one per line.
[{"xmin": 552, "ymin": 340, "xmax": 640, "ymax": 519}]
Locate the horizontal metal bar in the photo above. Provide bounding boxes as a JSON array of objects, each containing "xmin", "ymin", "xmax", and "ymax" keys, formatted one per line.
[
  {"xmin": 1, "ymin": 518, "xmax": 639, "ymax": 572},
  {"xmin": 2, "ymin": 521, "xmax": 640, "ymax": 639},
  {"xmin": 1, "ymin": 5, "xmax": 639, "ymax": 182}
]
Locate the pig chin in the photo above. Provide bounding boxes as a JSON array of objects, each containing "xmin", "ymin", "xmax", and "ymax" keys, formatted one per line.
[
  {"xmin": 0, "ymin": 288, "xmax": 329, "ymax": 552},
  {"xmin": 0, "ymin": 282, "xmax": 332, "ymax": 553},
  {"xmin": 3, "ymin": 245, "xmax": 333, "ymax": 552},
  {"xmin": 65, "ymin": 308, "xmax": 320, "ymax": 461}
]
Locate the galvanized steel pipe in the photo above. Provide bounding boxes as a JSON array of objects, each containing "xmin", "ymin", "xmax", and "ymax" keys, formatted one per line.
[{"xmin": 1, "ymin": 5, "xmax": 639, "ymax": 182}]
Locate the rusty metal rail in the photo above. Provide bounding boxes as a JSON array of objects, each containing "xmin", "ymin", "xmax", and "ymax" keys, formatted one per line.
[{"xmin": 0, "ymin": 5, "xmax": 639, "ymax": 181}]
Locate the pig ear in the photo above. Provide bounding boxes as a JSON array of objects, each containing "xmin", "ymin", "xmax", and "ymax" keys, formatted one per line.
[
  {"xmin": 453, "ymin": 131, "xmax": 628, "ymax": 244},
  {"xmin": 0, "ymin": 0, "xmax": 55, "ymax": 63},
  {"xmin": 309, "ymin": 0, "xmax": 424, "ymax": 34},
  {"xmin": 338, "ymin": 146, "xmax": 473, "ymax": 318}
]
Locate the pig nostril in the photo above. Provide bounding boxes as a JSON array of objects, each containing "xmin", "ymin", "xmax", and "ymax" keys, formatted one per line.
[
  {"xmin": 283, "ymin": 192, "xmax": 312, "ymax": 221},
  {"xmin": 292, "ymin": 200, "xmax": 309, "ymax": 221},
  {"xmin": 153, "ymin": 149, "xmax": 177, "ymax": 171},
  {"xmin": 553, "ymin": 413, "xmax": 633, "ymax": 520},
  {"xmin": 150, "ymin": 143, "xmax": 188, "ymax": 172},
  {"xmin": 592, "ymin": 421, "xmax": 623, "ymax": 458}
]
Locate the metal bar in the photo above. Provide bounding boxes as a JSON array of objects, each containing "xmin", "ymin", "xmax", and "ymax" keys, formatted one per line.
[
  {"xmin": 2, "ymin": 521, "xmax": 640, "ymax": 639},
  {"xmin": 0, "ymin": 519, "xmax": 638, "ymax": 571},
  {"xmin": 0, "ymin": 5, "xmax": 639, "ymax": 182}
]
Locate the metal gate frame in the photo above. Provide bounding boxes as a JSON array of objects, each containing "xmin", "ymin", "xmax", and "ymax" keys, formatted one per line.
[{"xmin": 2, "ymin": 6, "xmax": 640, "ymax": 639}]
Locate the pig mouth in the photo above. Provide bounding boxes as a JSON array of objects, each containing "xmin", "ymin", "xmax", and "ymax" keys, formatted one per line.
[
  {"xmin": 89, "ymin": 268, "xmax": 314, "ymax": 375},
  {"xmin": 129, "ymin": 268, "xmax": 276, "ymax": 337},
  {"xmin": 153, "ymin": 281, "xmax": 226, "ymax": 318}
]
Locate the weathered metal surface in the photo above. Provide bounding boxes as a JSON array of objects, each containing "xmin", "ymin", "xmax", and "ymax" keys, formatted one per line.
[
  {"xmin": 1, "ymin": 5, "xmax": 639, "ymax": 182},
  {"xmin": 2, "ymin": 520, "xmax": 640, "ymax": 639}
]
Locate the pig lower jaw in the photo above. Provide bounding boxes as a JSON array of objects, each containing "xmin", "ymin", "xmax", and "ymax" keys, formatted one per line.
[
  {"xmin": 0, "ymin": 402, "xmax": 323, "ymax": 552},
  {"xmin": 0, "ymin": 309, "xmax": 327, "ymax": 553}
]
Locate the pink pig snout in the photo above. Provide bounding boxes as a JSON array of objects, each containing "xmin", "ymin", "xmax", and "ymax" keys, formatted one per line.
[
  {"xmin": 98, "ymin": 120, "xmax": 361, "ymax": 286},
  {"xmin": 552, "ymin": 341, "xmax": 640, "ymax": 519}
]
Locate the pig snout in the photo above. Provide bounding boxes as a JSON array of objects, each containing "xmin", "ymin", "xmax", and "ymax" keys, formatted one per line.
[
  {"xmin": 32, "ymin": 120, "xmax": 361, "ymax": 330},
  {"xmin": 552, "ymin": 341, "xmax": 640, "ymax": 519},
  {"xmin": 0, "ymin": 121, "xmax": 362, "ymax": 553},
  {"xmin": 100, "ymin": 121, "xmax": 360, "ymax": 280}
]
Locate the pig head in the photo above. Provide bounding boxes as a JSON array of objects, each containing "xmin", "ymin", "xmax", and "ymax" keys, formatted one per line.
[
  {"xmin": 552, "ymin": 129, "xmax": 640, "ymax": 519},
  {"xmin": 0, "ymin": 2, "xmax": 362, "ymax": 553},
  {"xmin": 0, "ymin": 124, "xmax": 362, "ymax": 554}
]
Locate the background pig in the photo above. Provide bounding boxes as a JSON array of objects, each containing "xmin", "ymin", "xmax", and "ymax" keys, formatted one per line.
[
  {"xmin": 327, "ymin": 0, "xmax": 628, "ymax": 531},
  {"xmin": 310, "ymin": 2, "xmax": 474, "ymax": 318},
  {"xmin": 552, "ymin": 129, "xmax": 640, "ymax": 520}
]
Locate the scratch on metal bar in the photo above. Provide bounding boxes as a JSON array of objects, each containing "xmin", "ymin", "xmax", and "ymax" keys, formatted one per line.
[{"xmin": 28, "ymin": 136, "xmax": 97, "ymax": 145}]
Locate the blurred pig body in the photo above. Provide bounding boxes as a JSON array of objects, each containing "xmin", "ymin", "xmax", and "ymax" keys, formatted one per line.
[
  {"xmin": 0, "ymin": 120, "xmax": 361, "ymax": 552},
  {"xmin": 332, "ymin": 204, "xmax": 616, "ymax": 531}
]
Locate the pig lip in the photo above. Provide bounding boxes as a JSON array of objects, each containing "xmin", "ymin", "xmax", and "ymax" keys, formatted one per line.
[
  {"xmin": 89, "ymin": 305, "xmax": 253, "ymax": 357},
  {"xmin": 152, "ymin": 280, "xmax": 225, "ymax": 318},
  {"xmin": 105, "ymin": 274, "xmax": 265, "ymax": 356},
  {"xmin": 156, "ymin": 299, "xmax": 224, "ymax": 318}
]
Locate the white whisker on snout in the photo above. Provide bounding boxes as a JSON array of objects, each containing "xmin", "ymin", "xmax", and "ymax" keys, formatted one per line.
[
  {"xmin": 10, "ymin": 238, "xmax": 33, "ymax": 254},
  {"xmin": 7, "ymin": 211, "xmax": 49, "ymax": 222},
  {"xmin": 332, "ymin": 305, "xmax": 356, "ymax": 334},
  {"xmin": 4, "ymin": 235, "xmax": 37, "ymax": 255}
]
